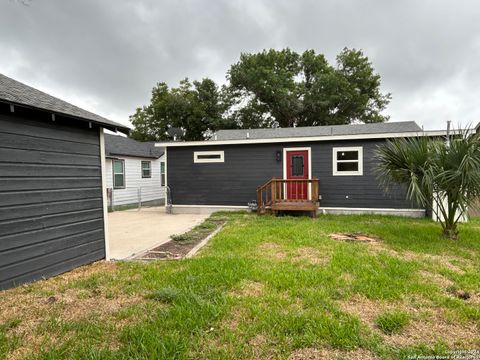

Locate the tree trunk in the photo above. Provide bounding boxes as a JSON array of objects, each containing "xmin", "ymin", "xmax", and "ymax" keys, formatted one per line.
[{"xmin": 442, "ymin": 222, "xmax": 459, "ymax": 240}]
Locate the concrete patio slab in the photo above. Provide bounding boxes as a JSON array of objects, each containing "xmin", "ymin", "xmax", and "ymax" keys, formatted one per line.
[{"xmin": 108, "ymin": 207, "xmax": 209, "ymax": 260}]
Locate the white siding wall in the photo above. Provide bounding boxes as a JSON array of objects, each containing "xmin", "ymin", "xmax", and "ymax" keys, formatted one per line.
[{"xmin": 105, "ymin": 155, "xmax": 165, "ymax": 206}]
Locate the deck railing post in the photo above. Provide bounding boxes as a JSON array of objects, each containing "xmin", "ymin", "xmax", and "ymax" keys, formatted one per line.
[
  {"xmin": 271, "ymin": 179, "xmax": 276, "ymax": 205},
  {"xmin": 312, "ymin": 177, "xmax": 319, "ymax": 205}
]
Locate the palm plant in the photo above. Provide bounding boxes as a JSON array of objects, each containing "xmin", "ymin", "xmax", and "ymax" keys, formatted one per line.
[{"xmin": 376, "ymin": 130, "xmax": 480, "ymax": 239}]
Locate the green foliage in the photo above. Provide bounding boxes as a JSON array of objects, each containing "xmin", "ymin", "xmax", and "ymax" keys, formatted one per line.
[
  {"xmin": 130, "ymin": 48, "xmax": 391, "ymax": 140},
  {"xmin": 226, "ymin": 47, "xmax": 391, "ymax": 128},
  {"xmin": 376, "ymin": 131, "xmax": 480, "ymax": 238},
  {"xmin": 130, "ymin": 78, "xmax": 235, "ymax": 141},
  {"xmin": 375, "ymin": 311, "xmax": 410, "ymax": 334}
]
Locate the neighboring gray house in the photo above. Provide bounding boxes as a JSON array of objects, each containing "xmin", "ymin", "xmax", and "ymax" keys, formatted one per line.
[
  {"xmin": 157, "ymin": 121, "xmax": 446, "ymax": 217},
  {"xmin": 104, "ymin": 134, "xmax": 165, "ymax": 208},
  {"xmin": 0, "ymin": 73, "xmax": 129, "ymax": 290}
]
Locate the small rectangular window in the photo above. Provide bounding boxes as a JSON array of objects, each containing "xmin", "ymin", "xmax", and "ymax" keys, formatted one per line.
[
  {"xmin": 160, "ymin": 161, "xmax": 165, "ymax": 186},
  {"xmin": 291, "ymin": 155, "xmax": 304, "ymax": 176},
  {"xmin": 113, "ymin": 159, "xmax": 125, "ymax": 188},
  {"xmin": 141, "ymin": 161, "xmax": 151, "ymax": 178},
  {"xmin": 194, "ymin": 151, "xmax": 224, "ymax": 163},
  {"xmin": 332, "ymin": 147, "xmax": 363, "ymax": 176}
]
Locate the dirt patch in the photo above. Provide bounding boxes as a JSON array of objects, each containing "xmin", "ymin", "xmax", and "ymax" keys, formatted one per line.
[
  {"xmin": 402, "ymin": 253, "xmax": 467, "ymax": 274},
  {"xmin": 0, "ymin": 262, "xmax": 117, "ymax": 323},
  {"xmin": 258, "ymin": 242, "xmax": 288, "ymax": 260},
  {"xmin": 222, "ymin": 308, "xmax": 245, "ymax": 331},
  {"xmin": 231, "ymin": 280, "xmax": 265, "ymax": 298},
  {"xmin": 365, "ymin": 243, "xmax": 470, "ymax": 274},
  {"xmin": 0, "ymin": 261, "xmax": 144, "ymax": 360},
  {"xmin": 339, "ymin": 295, "xmax": 387, "ymax": 328},
  {"xmin": 293, "ymin": 247, "xmax": 330, "ymax": 265},
  {"xmin": 136, "ymin": 220, "xmax": 224, "ymax": 260},
  {"xmin": 418, "ymin": 270, "xmax": 454, "ymax": 289},
  {"xmin": 249, "ymin": 334, "xmax": 267, "ymax": 347},
  {"xmin": 386, "ymin": 309, "xmax": 479, "ymax": 348},
  {"xmin": 338, "ymin": 295, "xmax": 479, "ymax": 348},
  {"xmin": 288, "ymin": 347, "xmax": 376, "ymax": 360},
  {"xmin": 329, "ymin": 233, "xmax": 379, "ymax": 243}
]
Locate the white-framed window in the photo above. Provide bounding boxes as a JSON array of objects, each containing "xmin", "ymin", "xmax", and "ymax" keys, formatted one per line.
[
  {"xmin": 160, "ymin": 161, "xmax": 165, "ymax": 185},
  {"xmin": 194, "ymin": 150, "xmax": 224, "ymax": 163},
  {"xmin": 141, "ymin": 161, "xmax": 151, "ymax": 178},
  {"xmin": 113, "ymin": 159, "xmax": 125, "ymax": 188},
  {"xmin": 332, "ymin": 147, "xmax": 363, "ymax": 176}
]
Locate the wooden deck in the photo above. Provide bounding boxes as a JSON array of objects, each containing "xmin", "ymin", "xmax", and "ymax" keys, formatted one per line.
[{"xmin": 256, "ymin": 178, "xmax": 319, "ymax": 217}]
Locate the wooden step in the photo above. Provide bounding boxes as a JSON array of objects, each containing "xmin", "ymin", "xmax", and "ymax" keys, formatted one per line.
[{"xmin": 271, "ymin": 201, "xmax": 317, "ymax": 211}]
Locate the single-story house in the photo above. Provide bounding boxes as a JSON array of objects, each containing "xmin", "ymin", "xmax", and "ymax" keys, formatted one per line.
[
  {"xmin": 104, "ymin": 134, "xmax": 165, "ymax": 208},
  {"xmin": 157, "ymin": 122, "xmax": 446, "ymax": 217},
  {"xmin": 0, "ymin": 73, "xmax": 129, "ymax": 290}
]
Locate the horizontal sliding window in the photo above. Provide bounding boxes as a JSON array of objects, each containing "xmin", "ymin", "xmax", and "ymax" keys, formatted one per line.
[
  {"xmin": 194, "ymin": 151, "xmax": 224, "ymax": 163},
  {"xmin": 332, "ymin": 147, "xmax": 363, "ymax": 176}
]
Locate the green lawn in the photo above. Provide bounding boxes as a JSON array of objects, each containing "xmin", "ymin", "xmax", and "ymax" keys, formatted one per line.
[{"xmin": 1, "ymin": 213, "xmax": 479, "ymax": 359}]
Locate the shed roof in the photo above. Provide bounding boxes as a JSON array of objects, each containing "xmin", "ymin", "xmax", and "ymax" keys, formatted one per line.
[
  {"xmin": 105, "ymin": 134, "xmax": 164, "ymax": 159},
  {"xmin": 213, "ymin": 121, "xmax": 422, "ymax": 141},
  {"xmin": 0, "ymin": 73, "xmax": 129, "ymax": 133},
  {"xmin": 157, "ymin": 121, "xmax": 446, "ymax": 148}
]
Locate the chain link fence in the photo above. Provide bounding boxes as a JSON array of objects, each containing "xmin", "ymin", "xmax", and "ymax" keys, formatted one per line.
[{"xmin": 107, "ymin": 186, "xmax": 165, "ymax": 211}]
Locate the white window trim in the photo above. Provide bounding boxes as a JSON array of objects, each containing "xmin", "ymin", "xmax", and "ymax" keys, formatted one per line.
[
  {"xmin": 332, "ymin": 146, "xmax": 363, "ymax": 176},
  {"xmin": 113, "ymin": 159, "xmax": 126, "ymax": 188},
  {"xmin": 141, "ymin": 160, "xmax": 151, "ymax": 178},
  {"xmin": 160, "ymin": 161, "xmax": 166, "ymax": 186},
  {"xmin": 194, "ymin": 150, "xmax": 225, "ymax": 163}
]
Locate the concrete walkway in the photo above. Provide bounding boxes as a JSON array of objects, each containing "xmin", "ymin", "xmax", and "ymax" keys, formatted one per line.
[{"xmin": 108, "ymin": 207, "xmax": 209, "ymax": 260}]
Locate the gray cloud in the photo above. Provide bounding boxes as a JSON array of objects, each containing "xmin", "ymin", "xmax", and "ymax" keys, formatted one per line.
[{"xmin": 1, "ymin": 0, "xmax": 479, "ymax": 129}]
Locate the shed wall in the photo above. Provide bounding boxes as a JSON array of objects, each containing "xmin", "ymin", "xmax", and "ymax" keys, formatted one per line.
[
  {"xmin": 166, "ymin": 140, "xmax": 414, "ymax": 209},
  {"xmin": 0, "ymin": 108, "xmax": 105, "ymax": 289}
]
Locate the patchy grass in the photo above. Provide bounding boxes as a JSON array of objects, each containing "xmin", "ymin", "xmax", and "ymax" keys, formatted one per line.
[
  {"xmin": 375, "ymin": 311, "xmax": 410, "ymax": 335},
  {"xmin": 0, "ymin": 213, "xmax": 479, "ymax": 359}
]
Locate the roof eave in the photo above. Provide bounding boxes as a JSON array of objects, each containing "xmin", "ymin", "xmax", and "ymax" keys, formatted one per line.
[
  {"xmin": 106, "ymin": 152, "xmax": 163, "ymax": 159},
  {"xmin": 1, "ymin": 99, "xmax": 130, "ymax": 134},
  {"xmin": 155, "ymin": 130, "xmax": 449, "ymax": 147}
]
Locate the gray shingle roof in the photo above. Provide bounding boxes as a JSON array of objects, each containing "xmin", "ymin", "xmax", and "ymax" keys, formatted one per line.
[
  {"xmin": 105, "ymin": 134, "xmax": 164, "ymax": 159},
  {"xmin": 0, "ymin": 73, "xmax": 129, "ymax": 133},
  {"xmin": 213, "ymin": 121, "xmax": 422, "ymax": 140}
]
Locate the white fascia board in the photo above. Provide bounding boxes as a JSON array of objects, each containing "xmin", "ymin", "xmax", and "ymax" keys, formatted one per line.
[{"xmin": 155, "ymin": 130, "xmax": 448, "ymax": 148}]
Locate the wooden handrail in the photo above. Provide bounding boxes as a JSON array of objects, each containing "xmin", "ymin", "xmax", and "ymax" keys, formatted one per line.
[{"xmin": 256, "ymin": 177, "xmax": 319, "ymax": 214}]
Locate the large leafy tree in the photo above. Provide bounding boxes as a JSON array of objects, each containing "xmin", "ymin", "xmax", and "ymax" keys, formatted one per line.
[
  {"xmin": 226, "ymin": 48, "xmax": 391, "ymax": 128},
  {"xmin": 376, "ymin": 131, "xmax": 480, "ymax": 239},
  {"xmin": 130, "ymin": 48, "xmax": 391, "ymax": 140},
  {"xmin": 130, "ymin": 78, "xmax": 234, "ymax": 141}
]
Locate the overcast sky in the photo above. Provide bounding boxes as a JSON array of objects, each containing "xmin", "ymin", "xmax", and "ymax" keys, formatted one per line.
[{"xmin": 1, "ymin": 0, "xmax": 479, "ymax": 130}]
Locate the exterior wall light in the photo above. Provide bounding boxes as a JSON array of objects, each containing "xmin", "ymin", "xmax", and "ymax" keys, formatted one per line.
[{"xmin": 276, "ymin": 151, "xmax": 282, "ymax": 162}]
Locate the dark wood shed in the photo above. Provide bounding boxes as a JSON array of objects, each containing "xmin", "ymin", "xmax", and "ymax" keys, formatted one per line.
[{"xmin": 0, "ymin": 74, "xmax": 129, "ymax": 290}]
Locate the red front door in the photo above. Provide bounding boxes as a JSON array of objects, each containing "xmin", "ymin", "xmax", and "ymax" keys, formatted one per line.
[{"xmin": 286, "ymin": 150, "xmax": 309, "ymax": 200}]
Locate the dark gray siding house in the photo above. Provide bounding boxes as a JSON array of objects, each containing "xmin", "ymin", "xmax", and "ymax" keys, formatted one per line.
[
  {"xmin": 159, "ymin": 122, "xmax": 446, "ymax": 216},
  {"xmin": 0, "ymin": 74, "xmax": 129, "ymax": 290}
]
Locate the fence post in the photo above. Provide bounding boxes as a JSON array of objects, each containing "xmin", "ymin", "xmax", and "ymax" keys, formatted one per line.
[
  {"xmin": 110, "ymin": 188, "xmax": 115, "ymax": 212},
  {"xmin": 138, "ymin": 188, "xmax": 142, "ymax": 210}
]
